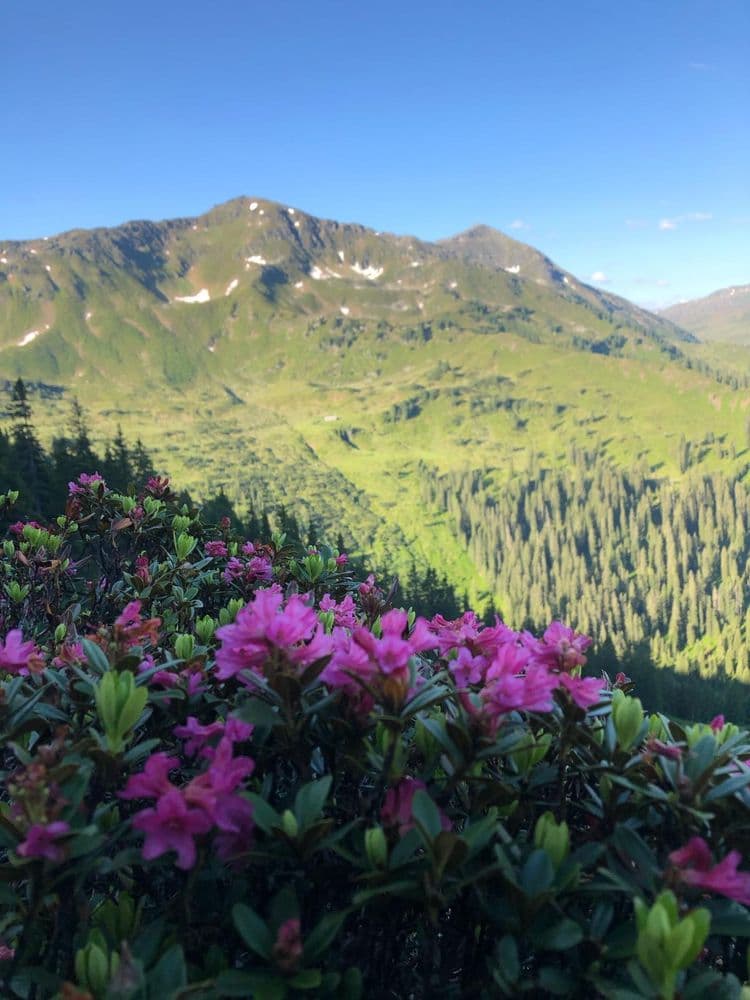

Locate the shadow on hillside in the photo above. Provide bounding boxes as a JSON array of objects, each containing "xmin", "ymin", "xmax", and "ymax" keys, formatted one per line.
[{"xmin": 588, "ymin": 639, "xmax": 750, "ymax": 725}]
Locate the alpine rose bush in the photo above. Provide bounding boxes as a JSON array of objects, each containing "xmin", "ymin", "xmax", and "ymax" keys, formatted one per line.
[{"xmin": 2, "ymin": 476, "xmax": 750, "ymax": 998}]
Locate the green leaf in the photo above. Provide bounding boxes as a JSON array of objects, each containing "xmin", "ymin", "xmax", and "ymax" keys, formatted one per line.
[
  {"xmin": 611, "ymin": 825, "xmax": 658, "ymax": 880},
  {"xmin": 232, "ymin": 903, "xmax": 273, "ymax": 959},
  {"xmin": 288, "ymin": 968, "xmax": 323, "ymax": 989},
  {"xmin": 496, "ymin": 935, "xmax": 519, "ymax": 983},
  {"xmin": 81, "ymin": 638, "xmax": 112, "ymax": 674},
  {"xmin": 520, "ymin": 849, "xmax": 554, "ymax": 897},
  {"xmin": 411, "ymin": 789, "xmax": 443, "ymax": 841},
  {"xmin": 294, "ymin": 775, "xmax": 332, "ymax": 827},
  {"xmin": 246, "ymin": 793, "xmax": 281, "ymax": 835},
  {"xmin": 147, "ymin": 944, "xmax": 187, "ymax": 998},
  {"xmin": 535, "ymin": 918, "xmax": 584, "ymax": 951},
  {"xmin": 537, "ymin": 966, "xmax": 577, "ymax": 995},
  {"xmin": 303, "ymin": 911, "xmax": 347, "ymax": 963},
  {"xmin": 215, "ymin": 970, "xmax": 286, "ymax": 999},
  {"xmin": 704, "ymin": 770, "xmax": 750, "ymax": 802}
]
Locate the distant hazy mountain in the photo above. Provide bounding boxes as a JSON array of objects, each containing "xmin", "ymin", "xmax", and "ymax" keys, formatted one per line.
[{"xmin": 661, "ymin": 285, "xmax": 750, "ymax": 344}]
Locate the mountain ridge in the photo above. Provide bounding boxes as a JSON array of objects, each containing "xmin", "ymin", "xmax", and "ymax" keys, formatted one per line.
[{"xmin": 661, "ymin": 283, "xmax": 750, "ymax": 344}]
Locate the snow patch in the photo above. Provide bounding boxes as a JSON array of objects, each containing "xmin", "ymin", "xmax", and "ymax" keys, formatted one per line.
[
  {"xmin": 294, "ymin": 281, "xmax": 304, "ymax": 289},
  {"xmin": 309, "ymin": 265, "xmax": 327, "ymax": 281},
  {"xmin": 30, "ymin": 249, "xmax": 37, "ymax": 255},
  {"xmin": 417, "ymin": 301, "xmax": 424, "ymax": 311},
  {"xmin": 730, "ymin": 288, "xmax": 736, "ymax": 297},
  {"xmin": 337, "ymin": 250, "xmax": 345, "ymax": 262},
  {"xmin": 294, "ymin": 221, "xmax": 300, "ymax": 229},
  {"xmin": 85, "ymin": 311, "xmax": 92, "ymax": 320},
  {"xmin": 18, "ymin": 330, "xmax": 40, "ymax": 346},
  {"xmin": 287, "ymin": 207, "xmax": 295, "ymax": 215},
  {"xmin": 174, "ymin": 288, "xmax": 210, "ymax": 304},
  {"xmin": 410, "ymin": 261, "xmax": 421, "ymax": 268},
  {"xmin": 208, "ymin": 344, "xmax": 216, "ymax": 353},
  {"xmin": 246, "ymin": 255, "xmax": 267, "ymax": 266},
  {"xmin": 449, "ymin": 281, "xmax": 458, "ymax": 289},
  {"xmin": 1, "ymin": 257, "xmax": 9, "ymax": 264},
  {"xmin": 351, "ymin": 262, "xmax": 383, "ymax": 280},
  {"xmin": 504, "ymin": 265, "xmax": 521, "ymax": 274},
  {"xmin": 45, "ymin": 265, "xmax": 51, "ymax": 272},
  {"xmin": 563, "ymin": 276, "xmax": 570, "ymax": 285},
  {"xmin": 192, "ymin": 225, "xmax": 198, "ymax": 231},
  {"xmin": 324, "ymin": 415, "xmax": 338, "ymax": 422},
  {"xmin": 225, "ymin": 278, "xmax": 239, "ymax": 296},
  {"xmin": 327, "ymin": 268, "xmax": 342, "ymax": 279},
  {"xmin": 259, "ymin": 209, "xmax": 265, "ymax": 216},
  {"xmin": 249, "ymin": 201, "xmax": 258, "ymax": 211},
  {"xmin": 340, "ymin": 306, "xmax": 350, "ymax": 316}
]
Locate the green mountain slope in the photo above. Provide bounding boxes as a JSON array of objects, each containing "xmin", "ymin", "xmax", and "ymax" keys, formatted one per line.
[
  {"xmin": 661, "ymin": 284, "xmax": 750, "ymax": 344},
  {"xmin": 1, "ymin": 196, "xmax": 749, "ymax": 622}
]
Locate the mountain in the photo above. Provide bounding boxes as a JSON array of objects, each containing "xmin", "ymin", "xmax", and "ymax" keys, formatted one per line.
[
  {"xmin": 661, "ymin": 284, "xmax": 750, "ymax": 344},
  {"xmin": 0, "ymin": 196, "xmax": 747, "ymax": 608}
]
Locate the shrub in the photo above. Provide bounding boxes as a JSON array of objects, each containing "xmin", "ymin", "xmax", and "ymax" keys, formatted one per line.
[{"xmin": 2, "ymin": 474, "xmax": 750, "ymax": 998}]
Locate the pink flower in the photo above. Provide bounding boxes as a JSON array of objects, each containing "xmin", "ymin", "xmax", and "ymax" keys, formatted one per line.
[
  {"xmin": 114, "ymin": 601, "xmax": 160, "ymax": 647},
  {"xmin": 0, "ymin": 630, "xmax": 43, "ymax": 676},
  {"xmin": 319, "ymin": 627, "xmax": 375, "ymax": 699},
  {"xmin": 132, "ymin": 787, "xmax": 213, "ymax": 870},
  {"xmin": 381, "ymin": 778, "xmax": 450, "ymax": 836},
  {"xmin": 320, "ymin": 593, "xmax": 357, "ymax": 629},
  {"xmin": 0, "ymin": 942, "xmax": 15, "ymax": 961},
  {"xmin": 119, "ymin": 753, "xmax": 179, "ymax": 800},
  {"xmin": 710, "ymin": 714, "xmax": 726, "ymax": 732},
  {"xmin": 205, "ymin": 540, "xmax": 228, "ymax": 558},
  {"xmin": 222, "ymin": 557, "xmax": 246, "ymax": 583},
  {"xmin": 247, "ymin": 555, "xmax": 273, "ymax": 582},
  {"xmin": 448, "ymin": 647, "xmax": 489, "ymax": 688},
  {"xmin": 482, "ymin": 660, "xmax": 558, "ymax": 728},
  {"xmin": 272, "ymin": 918, "xmax": 303, "ymax": 974},
  {"xmin": 17, "ymin": 821, "xmax": 70, "ymax": 863},
  {"xmin": 146, "ymin": 476, "xmax": 170, "ymax": 496},
  {"xmin": 335, "ymin": 553, "xmax": 348, "ymax": 566},
  {"xmin": 669, "ymin": 837, "xmax": 750, "ymax": 905},
  {"xmin": 530, "ymin": 622, "xmax": 592, "ymax": 673},
  {"xmin": 174, "ymin": 717, "xmax": 225, "ymax": 757},
  {"xmin": 213, "ymin": 795, "xmax": 255, "ymax": 863},
  {"xmin": 644, "ymin": 738, "xmax": 683, "ymax": 761},
  {"xmin": 241, "ymin": 541, "xmax": 256, "ymax": 556},
  {"xmin": 215, "ymin": 590, "xmax": 333, "ymax": 682},
  {"xmin": 224, "ymin": 718, "xmax": 254, "ymax": 744},
  {"xmin": 557, "ymin": 673, "xmax": 603, "ymax": 710},
  {"xmin": 68, "ymin": 472, "xmax": 106, "ymax": 495}
]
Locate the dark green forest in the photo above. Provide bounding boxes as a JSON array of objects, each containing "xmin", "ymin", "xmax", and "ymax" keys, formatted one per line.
[{"xmin": 420, "ymin": 450, "xmax": 750, "ymax": 720}]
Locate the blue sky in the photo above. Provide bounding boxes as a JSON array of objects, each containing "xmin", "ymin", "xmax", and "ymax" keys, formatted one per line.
[{"xmin": 3, "ymin": 0, "xmax": 748, "ymax": 306}]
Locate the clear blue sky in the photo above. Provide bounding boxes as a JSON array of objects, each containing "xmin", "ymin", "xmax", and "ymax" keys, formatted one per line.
[{"xmin": 3, "ymin": 0, "xmax": 748, "ymax": 306}]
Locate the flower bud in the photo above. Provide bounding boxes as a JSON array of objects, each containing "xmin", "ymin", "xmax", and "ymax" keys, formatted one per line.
[
  {"xmin": 533, "ymin": 811, "xmax": 570, "ymax": 869},
  {"xmin": 54, "ymin": 623, "xmax": 68, "ymax": 644},
  {"xmin": 365, "ymin": 827, "xmax": 388, "ymax": 868},
  {"xmin": 3, "ymin": 540, "xmax": 15, "ymax": 557},
  {"xmin": 612, "ymin": 689, "xmax": 644, "ymax": 751},
  {"xmin": 195, "ymin": 616, "xmax": 216, "ymax": 643},
  {"xmin": 281, "ymin": 809, "xmax": 299, "ymax": 839},
  {"xmin": 174, "ymin": 634, "xmax": 195, "ymax": 661},
  {"xmin": 174, "ymin": 532, "xmax": 198, "ymax": 561}
]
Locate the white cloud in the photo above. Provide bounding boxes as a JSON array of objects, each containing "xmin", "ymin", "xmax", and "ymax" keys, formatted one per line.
[
  {"xmin": 591, "ymin": 271, "xmax": 609, "ymax": 283},
  {"xmin": 509, "ymin": 219, "xmax": 529, "ymax": 230},
  {"xmin": 659, "ymin": 212, "xmax": 712, "ymax": 231}
]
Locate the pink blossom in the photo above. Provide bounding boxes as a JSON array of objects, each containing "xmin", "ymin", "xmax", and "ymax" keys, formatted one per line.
[
  {"xmin": 222, "ymin": 557, "xmax": 246, "ymax": 583},
  {"xmin": 272, "ymin": 918, "xmax": 303, "ymax": 974},
  {"xmin": 9, "ymin": 519, "xmax": 42, "ymax": 535},
  {"xmin": 485, "ymin": 642, "xmax": 534, "ymax": 683},
  {"xmin": 68, "ymin": 472, "xmax": 106, "ymax": 495},
  {"xmin": 17, "ymin": 821, "xmax": 70, "ymax": 862},
  {"xmin": 448, "ymin": 647, "xmax": 489, "ymax": 688},
  {"xmin": 669, "ymin": 837, "xmax": 750, "ymax": 905},
  {"xmin": 224, "ymin": 718, "xmax": 254, "ymax": 744},
  {"xmin": 644, "ymin": 738, "xmax": 683, "ymax": 761},
  {"xmin": 320, "ymin": 593, "xmax": 357, "ymax": 629},
  {"xmin": 241, "ymin": 541, "xmax": 256, "ymax": 555},
  {"xmin": 319, "ymin": 627, "xmax": 375, "ymax": 700},
  {"xmin": 132, "ymin": 788, "xmax": 212, "ymax": 870},
  {"xmin": 214, "ymin": 590, "xmax": 333, "ymax": 682},
  {"xmin": 529, "ymin": 622, "xmax": 592, "ymax": 673},
  {"xmin": 119, "ymin": 753, "xmax": 179, "ymax": 800},
  {"xmin": 174, "ymin": 717, "xmax": 225, "ymax": 756},
  {"xmin": 145, "ymin": 476, "xmax": 170, "ymax": 496},
  {"xmin": 381, "ymin": 778, "xmax": 450, "ymax": 836},
  {"xmin": 213, "ymin": 795, "xmax": 255, "ymax": 863},
  {"xmin": 184, "ymin": 737, "xmax": 255, "ymax": 823},
  {"xmin": 0, "ymin": 942, "xmax": 15, "ymax": 961},
  {"xmin": 358, "ymin": 574, "xmax": 378, "ymax": 596},
  {"xmin": 114, "ymin": 600, "xmax": 161, "ymax": 647},
  {"xmin": 335, "ymin": 553, "xmax": 348, "ymax": 566},
  {"xmin": 205, "ymin": 540, "xmax": 228, "ymax": 558},
  {"xmin": 710, "ymin": 714, "xmax": 726, "ymax": 732},
  {"xmin": 482, "ymin": 661, "xmax": 558, "ymax": 727},
  {"xmin": 557, "ymin": 673, "xmax": 603, "ymax": 710},
  {"xmin": 247, "ymin": 555, "xmax": 273, "ymax": 582},
  {"xmin": 0, "ymin": 630, "xmax": 43, "ymax": 676}
]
